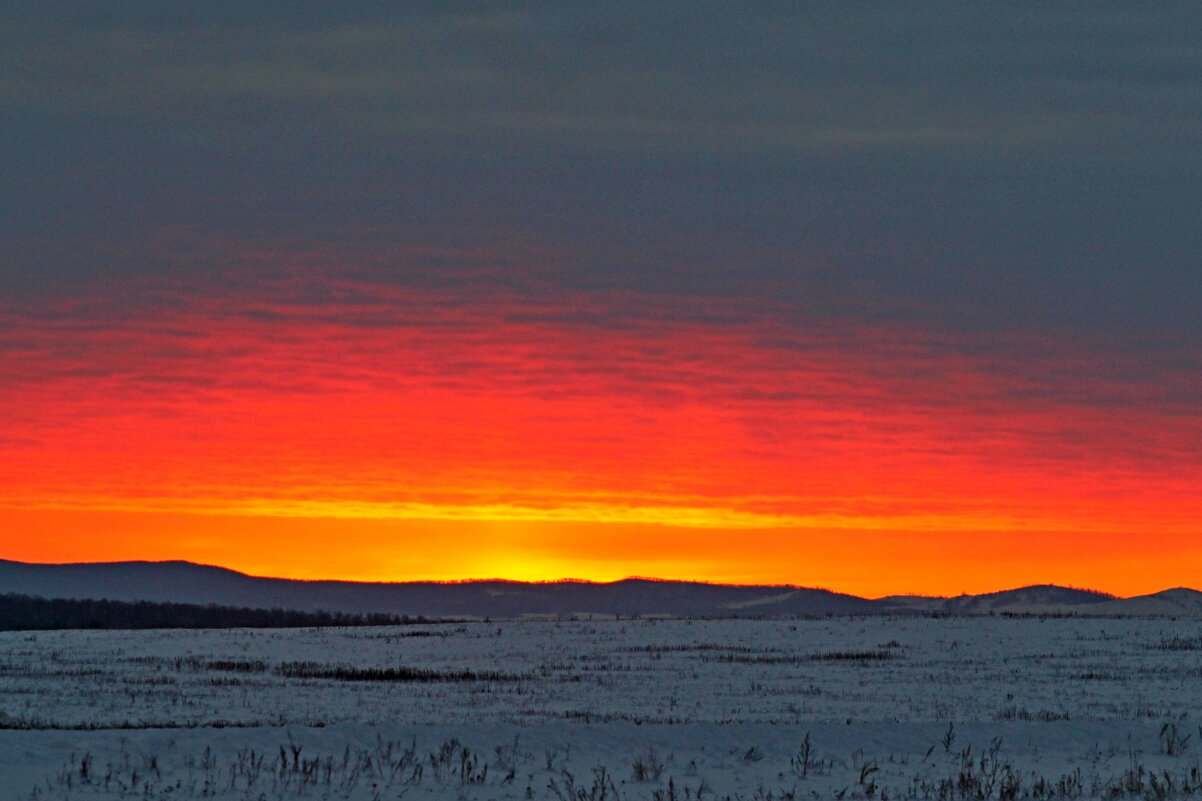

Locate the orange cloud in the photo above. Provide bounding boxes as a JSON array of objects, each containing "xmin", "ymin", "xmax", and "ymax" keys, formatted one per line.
[{"xmin": 1, "ymin": 272, "xmax": 1199, "ymax": 596}]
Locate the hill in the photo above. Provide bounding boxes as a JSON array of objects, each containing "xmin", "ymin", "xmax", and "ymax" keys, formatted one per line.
[
  {"xmin": 1, "ymin": 560, "xmax": 1197, "ymax": 619},
  {"xmin": 878, "ymin": 584, "xmax": 1114, "ymax": 616},
  {"xmin": 0, "ymin": 560, "xmax": 875, "ymax": 618},
  {"xmin": 1089, "ymin": 588, "xmax": 1202, "ymax": 617}
]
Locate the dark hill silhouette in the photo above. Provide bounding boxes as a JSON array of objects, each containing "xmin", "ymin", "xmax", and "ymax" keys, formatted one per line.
[
  {"xmin": 0, "ymin": 560, "xmax": 874, "ymax": 618},
  {"xmin": 1088, "ymin": 587, "xmax": 1202, "ymax": 617},
  {"xmin": 0, "ymin": 560, "xmax": 1197, "ymax": 618},
  {"xmin": 877, "ymin": 584, "xmax": 1115, "ymax": 615}
]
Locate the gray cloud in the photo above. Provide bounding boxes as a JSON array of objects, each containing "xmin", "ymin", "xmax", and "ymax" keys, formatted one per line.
[
  {"xmin": 5, "ymin": 5, "xmax": 1200, "ymax": 155},
  {"xmin": 1, "ymin": 2, "xmax": 1200, "ymax": 346}
]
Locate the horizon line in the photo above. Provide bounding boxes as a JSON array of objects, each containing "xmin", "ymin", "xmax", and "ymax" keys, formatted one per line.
[{"xmin": 4, "ymin": 557, "xmax": 1199, "ymax": 601}]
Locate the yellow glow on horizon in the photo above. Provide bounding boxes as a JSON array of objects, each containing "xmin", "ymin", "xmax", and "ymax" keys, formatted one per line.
[
  {"xmin": 4, "ymin": 496, "xmax": 1197, "ymax": 538},
  {"xmin": 4, "ymin": 284, "xmax": 1200, "ymax": 600},
  {"xmin": 2, "ymin": 506, "xmax": 1201, "ymax": 599}
]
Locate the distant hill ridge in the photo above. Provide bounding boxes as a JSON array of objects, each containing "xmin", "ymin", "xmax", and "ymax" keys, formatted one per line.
[{"xmin": 1, "ymin": 559, "xmax": 1200, "ymax": 619}]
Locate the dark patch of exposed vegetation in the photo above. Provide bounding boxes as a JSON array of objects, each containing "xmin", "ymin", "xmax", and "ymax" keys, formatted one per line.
[
  {"xmin": 700, "ymin": 648, "xmax": 900, "ymax": 665},
  {"xmin": 699, "ymin": 654, "xmax": 805, "ymax": 665},
  {"xmin": 809, "ymin": 649, "xmax": 899, "ymax": 662},
  {"xmin": 0, "ymin": 713, "xmax": 289, "ymax": 731},
  {"xmin": 0, "ymin": 593, "xmax": 432, "ymax": 631},
  {"xmin": 631, "ymin": 746, "xmax": 664, "ymax": 782},
  {"xmin": 203, "ymin": 659, "xmax": 269, "ymax": 673},
  {"xmin": 994, "ymin": 705, "xmax": 1070, "ymax": 722},
  {"xmin": 361, "ymin": 629, "xmax": 451, "ymax": 639},
  {"xmin": 275, "ymin": 661, "xmax": 525, "ymax": 683},
  {"xmin": 1161, "ymin": 723, "xmax": 1192, "ymax": 756},
  {"xmin": 620, "ymin": 643, "xmax": 774, "ymax": 654},
  {"xmin": 1152, "ymin": 636, "xmax": 1202, "ymax": 651}
]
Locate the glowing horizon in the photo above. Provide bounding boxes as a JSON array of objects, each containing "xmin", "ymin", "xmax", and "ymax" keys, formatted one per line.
[
  {"xmin": 2, "ymin": 6, "xmax": 1199, "ymax": 600},
  {"xmin": 2, "ymin": 273, "xmax": 1199, "ymax": 599},
  {"xmin": 3, "ymin": 519, "xmax": 1199, "ymax": 600}
]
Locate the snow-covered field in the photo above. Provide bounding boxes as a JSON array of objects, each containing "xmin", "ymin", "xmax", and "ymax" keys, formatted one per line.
[{"xmin": 3, "ymin": 616, "xmax": 1202, "ymax": 799}]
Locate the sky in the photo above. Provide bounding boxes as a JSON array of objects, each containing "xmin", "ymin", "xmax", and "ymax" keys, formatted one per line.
[{"xmin": 1, "ymin": 3, "xmax": 1200, "ymax": 597}]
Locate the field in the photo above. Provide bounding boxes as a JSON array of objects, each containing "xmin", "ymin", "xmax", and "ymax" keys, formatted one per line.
[{"xmin": 3, "ymin": 616, "xmax": 1202, "ymax": 799}]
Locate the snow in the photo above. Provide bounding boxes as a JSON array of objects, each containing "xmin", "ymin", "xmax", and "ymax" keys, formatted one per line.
[{"xmin": 2, "ymin": 616, "xmax": 1201, "ymax": 799}]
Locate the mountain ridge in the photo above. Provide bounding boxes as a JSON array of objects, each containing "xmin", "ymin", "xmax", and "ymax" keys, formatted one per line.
[{"xmin": 1, "ymin": 559, "xmax": 1199, "ymax": 618}]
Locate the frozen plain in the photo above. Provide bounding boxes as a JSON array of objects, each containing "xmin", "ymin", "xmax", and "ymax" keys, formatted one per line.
[{"xmin": 3, "ymin": 616, "xmax": 1202, "ymax": 799}]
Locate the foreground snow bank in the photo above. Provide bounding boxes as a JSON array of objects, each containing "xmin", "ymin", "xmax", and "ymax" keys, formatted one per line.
[{"xmin": 6, "ymin": 720, "xmax": 1202, "ymax": 800}]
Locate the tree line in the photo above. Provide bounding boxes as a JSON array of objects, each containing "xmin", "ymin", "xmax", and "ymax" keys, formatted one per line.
[{"xmin": 0, "ymin": 593, "xmax": 431, "ymax": 631}]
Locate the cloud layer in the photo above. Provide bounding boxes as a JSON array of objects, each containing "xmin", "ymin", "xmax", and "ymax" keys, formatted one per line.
[{"xmin": 1, "ymin": 4, "xmax": 1199, "ymax": 592}]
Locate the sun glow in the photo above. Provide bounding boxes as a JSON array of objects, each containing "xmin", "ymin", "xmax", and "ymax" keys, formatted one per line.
[{"xmin": 2, "ymin": 280, "xmax": 1199, "ymax": 597}]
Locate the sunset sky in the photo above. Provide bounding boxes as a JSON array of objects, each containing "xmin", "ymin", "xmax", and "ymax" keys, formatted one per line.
[{"xmin": 2, "ymin": 4, "xmax": 1199, "ymax": 597}]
